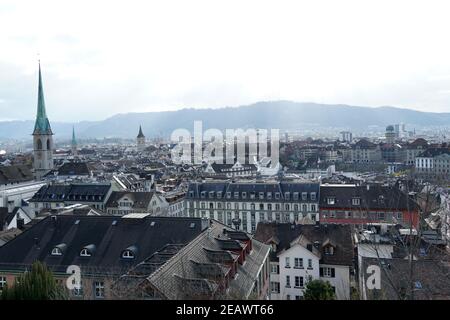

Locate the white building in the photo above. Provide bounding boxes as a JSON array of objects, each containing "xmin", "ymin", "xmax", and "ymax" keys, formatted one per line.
[
  {"xmin": 185, "ymin": 181, "xmax": 320, "ymax": 234},
  {"xmin": 255, "ymin": 222, "xmax": 354, "ymax": 300}
]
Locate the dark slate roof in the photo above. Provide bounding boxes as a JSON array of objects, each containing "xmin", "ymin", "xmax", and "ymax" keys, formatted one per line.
[
  {"xmin": 0, "ymin": 165, "xmax": 34, "ymax": 184},
  {"xmin": 408, "ymin": 138, "xmax": 428, "ymax": 148},
  {"xmin": 30, "ymin": 183, "xmax": 111, "ymax": 203},
  {"xmin": 147, "ymin": 220, "xmax": 270, "ymax": 299},
  {"xmin": 255, "ymin": 222, "xmax": 353, "ymax": 266},
  {"xmin": 0, "ymin": 215, "xmax": 207, "ymax": 276},
  {"xmin": 417, "ymin": 147, "xmax": 450, "ymax": 158},
  {"xmin": 105, "ymin": 191, "xmax": 155, "ymax": 209},
  {"xmin": 319, "ymin": 185, "xmax": 418, "ymax": 211},
  {"xmin": 210, "ymin": 163, "xmax": 257, "ymax": 173},
  {"xmin": 56, "ymin": 162, "xmax": 92, "ymax": 176},
  {"xmin": 353, "ymin": 139, "xmax": 378, "ymax": 149},
  {"xmin": 360, "ymin": 257, "xmax": 450, "ymax": 300},
  {"xmin": 187, "ymin": 182, "xmax": 319, "ymax": 202}
]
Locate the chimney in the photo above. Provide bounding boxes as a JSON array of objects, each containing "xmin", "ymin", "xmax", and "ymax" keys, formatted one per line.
[{"xmin": 17, "ymin": 218, "xmax": 25, "ymax": 230}]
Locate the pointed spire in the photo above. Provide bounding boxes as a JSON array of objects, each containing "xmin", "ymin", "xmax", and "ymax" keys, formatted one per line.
[
  {"xmin": 137, "ymin": 125, "xmax": 145, "ymax": 138},
  {"xmin": 33, "ymin": 62, "xmax": 53, "ymax": 135},
  {"xmin": 72, "ymin": 125, "xmax": 77, "ymax": 145}
]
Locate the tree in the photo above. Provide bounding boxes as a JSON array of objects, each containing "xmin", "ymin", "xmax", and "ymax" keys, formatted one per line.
[
  {"xmin": 1, "ymin": 261, "xmax": 66, "ymax": 300},
  {"xmin": 303, "ymin": 280, "xmax": 335, "ymax": 300}
]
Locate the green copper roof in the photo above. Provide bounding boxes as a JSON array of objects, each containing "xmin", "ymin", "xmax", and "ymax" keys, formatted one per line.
[
  {"xmin": 72, "ymin": 126, "xmax": 77, "ymax": 145},
  {"xmin": 137, "ymin": 125, "xmax": 145, "ymax": 138},
  {"xmin": 33, "ymin": 63, "xmax": 53, "ymax": 135}
]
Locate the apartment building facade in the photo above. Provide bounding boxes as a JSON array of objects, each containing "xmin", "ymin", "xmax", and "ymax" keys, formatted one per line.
[{"xmin": 185, "ymin": 181, "xmax": 320, "ymax": 233}]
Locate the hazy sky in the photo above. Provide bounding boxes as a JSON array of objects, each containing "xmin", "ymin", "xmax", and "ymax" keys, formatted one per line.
[{"xmin": 1, "ymin": 0, "xmax": 450, "ymax": 122}]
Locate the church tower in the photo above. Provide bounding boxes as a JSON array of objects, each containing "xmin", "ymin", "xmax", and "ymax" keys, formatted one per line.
[
  {"xmin": 71, "ymin": 126, "xmax": 78, "ymax": 156},
  {"xmin": 137, "ymin": 125, "xmax": 146, "ymax": 152},
  {"xmin": 33, "ymin": 62, "xmax": 54, "ymax": 180}
]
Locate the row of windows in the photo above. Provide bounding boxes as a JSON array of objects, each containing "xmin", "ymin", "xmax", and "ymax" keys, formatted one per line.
[
  {"xmin": 322, "ymin": 210, "xmax": 403, "ymax": 220},
  {"xmin": 193, "ymin": 191, "xmax": 317, "ymax": 201},
  {"xmin": 285, "ymin": 257, "xmax": 313, "ymax": 269},
  {"xmin": 196, "ymin": 202, "xmax": 317, "ymax": 212}
]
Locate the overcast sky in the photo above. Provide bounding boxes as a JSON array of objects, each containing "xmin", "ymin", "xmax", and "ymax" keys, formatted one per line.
[{"xmin": 1, "ymin": 0, "xmax": 450, "ymax": 122}]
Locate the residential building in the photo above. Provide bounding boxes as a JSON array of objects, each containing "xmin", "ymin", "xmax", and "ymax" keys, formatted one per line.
[
  {"xmin": 186, "ymin": 181, "xmax": 320, "ymax": 233},
  {"xmin": 319, "ymin": 184, "xmax": 420, "ymax": 228},
  {"xmin": 105, "ymin": 191, "xmax": 167, "ymax": 215},
  {"xmin": 29, "ymin": 183, "xmax": 113, "ymax": 213},
  {"xmin": 350, "ymin": 140, "xmax": 382, "ymax": 164},
  {"xmin": 255, "ymin": 222, "xmax": 354, "ymax": 300}
]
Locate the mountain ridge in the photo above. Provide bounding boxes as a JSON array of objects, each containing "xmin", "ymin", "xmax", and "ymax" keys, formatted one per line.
[{"xmin": 1, "ymin": 101, "xmax": 449, "ymax": 140}]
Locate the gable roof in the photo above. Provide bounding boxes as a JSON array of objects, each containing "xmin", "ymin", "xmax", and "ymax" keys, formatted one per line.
[
  {"xmin": 0, "ymin": 215, "xmax": 207, "ymax": 276},
  {"xmin": 105, "ymin": 191, "xmax": 155, "ymax": 209},
  {"xmin": 0, "ymin": 165, "xmax": 34, "ymax": 184},
  {"xmin": 254, "ymin": 222, "xmax": 354, "ymax": 266}
]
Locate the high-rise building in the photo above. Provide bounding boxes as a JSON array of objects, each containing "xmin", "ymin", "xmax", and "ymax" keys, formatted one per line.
[
  {"xmin": 32, "ymin": 62, "xmax": 54, "ymax": 180},
  {"xmin": 385, "ymin": 125, "xmax": 396, "ymax": 144},
  {"xmin": 137, "ymin": 125, "xmax": 146, "ymax": 152}
]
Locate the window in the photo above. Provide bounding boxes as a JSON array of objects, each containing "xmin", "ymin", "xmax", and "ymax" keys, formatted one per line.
[
  {"xmin": 270, "ymin": 281, "xmax": 280, "ymax": 293},
  {"xmin": 295, "ymin": 276, "xmax": 304, "ymax": 288},
  {"xmin": 324, "ymin": 245, "xmax": 334, "ymax": 255},
  {"xmin": 51, "ymin": 247, "xmax": 63, "ymax": 256},
  {"xmin": 80, "ymin": 249, "xmax": 92, "ymax": 257},
  {"xmin": 0, "ymin": 276, "xmax": 6, "ymax": 293},
  {"xmin": 310, "ymin": 192, "xmax": 316, "ymax": 201},
  {"xmin": 294, "ymin": 258, "xmax": 303, "ymax": 268},
  {"xmin": 285, "ymin": 257, "xmax": 290, "ymax": 268},
  {"xmin": 286, "ymin": 275, "xmax": 291, "ymax": 287},
  {"xmin": 396, "ymin": 212, "xmax": 403, "ymax": 220},
  {"xmin": 378, "ymin": 212, "xmax": 385, "ymax": 220},
  {"xmin": 352, "ymin": 198, "xmax": 361, "ymax": 206},
  {"xmin": 327, "ymin": 197, "xmax": 335, "ymax": 205},
  {"xmin": 302, "ymin": 192, "xmax": 307, "ymax": 201},
  {"xmin": 122, "ymin": 250, "xmax": 134, "ymax": 259},
  {"xmin": 320, "ymin": 267, "xmax": 335, "ymax": 278},
  {"xmin": 94, "ymin": 281, "xmax": 105, "ymax": 298},
  {"xmin": 307, "ymin": 259, "xmax": 313, "ymax": 269},
  {"xmin": 286, "ymin": 294, "xmax": 291, "ymax": 300},
  {"xmin": 311, "ymin": 204, "xmax": 316, "ymax": 212},
  {"xmin": 271, "ymin": 264, "xmax": 279, "ymax": 274}
]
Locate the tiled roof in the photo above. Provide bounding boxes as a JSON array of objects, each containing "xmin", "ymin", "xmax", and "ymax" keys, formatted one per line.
[
  {"xmin": 254, "ymin": 222, "xmax": 354, "ymax": 266},
  {"xmin": 147, "ymin": 220, "xmax": 270, "ymax": 299}
]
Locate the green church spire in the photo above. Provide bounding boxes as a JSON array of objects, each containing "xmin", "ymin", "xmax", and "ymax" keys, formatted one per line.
[
  {"xmin": 72, "ymin": 126, "xmax": 77, "ymax": 145},
  {"xmin": 33, "ymin": 62, "xmax": 53, "ymax": 135}
]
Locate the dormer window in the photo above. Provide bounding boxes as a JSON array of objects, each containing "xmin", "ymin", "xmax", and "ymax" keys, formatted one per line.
[
  {"xmin": 80, "ymin": 249, "xmax": 91, "ymax": 257},
  {"xmin": 122, "ymin": 250, "xmax": 135, "ymax": 259},
  {"xmin": 285, "ymin": 192, "xmax": 290, "ymax": 200},
  {"xmin": 259, "ymin": 192, "xmax": 264, "ymax": 199},
  {"xmin": 51, "ymin": 243, "xmax": 66, "ymax": 256},
  {"xmin": 275, "ymin": 193, "xmax": 280, "ymax": 199},
  {"xmin": 200, "ymin": 191, "xmax": 206, "ymax": 198},
  {"xmin": 324, "ymin": 245, "xmax": 335, "ymax": 255},
  {"xmin": 51, "ymin": 248, "xmax": 62, "ymax": 256},
  {"xmin": 327, "ymin": 197, "xmax": 335, "ymax": 205},
  {"xmin": 242, "ymin": 192, "xmax": 247, "ymax": 199},
  {"xmin": 352, "ymin": 198, "xmax": 361, "ymax": 206},
  {"xmin": 189, "ymin": 191, "xmax": 194, "ymax": 198},
  {"xmin": 234, "ymin": 192, "xmax": 239, "ymax": 199},
  {"xmin": 217, "ymin": 191, "xmax": 222, "ymax": 198},
  {"xmin": 80, "ymin": 244, "xmax": 95, "ymax": 257}
]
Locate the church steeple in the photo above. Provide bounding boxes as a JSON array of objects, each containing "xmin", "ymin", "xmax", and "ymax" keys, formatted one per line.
[
  {"xmin": 137, "ymin": 125, "xmax": 145, "ymax": 138},
  {"xmin": 33, "ymin": 62, "xmax": 53, "ymax": 135},
  {"xmin": 32, "ymin": 62, "xmax": 54, "ymax": 180},
  {"xmin": 72, "ymin": 125, "xmax": 77, "ymax": 145}
]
